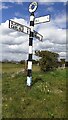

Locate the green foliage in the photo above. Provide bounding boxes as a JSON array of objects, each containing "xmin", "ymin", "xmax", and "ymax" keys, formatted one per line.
[
  {"xmin": 35, "ymin": 50, "xmax": 59, "ymax": 71},
  {"xmin": 32, "ymin": 60, "xmax": 39, "ymax": 64},
  {"xmin": 60, "ymin": 59, "xmax": 65, "ymax": 64},
  {"xmin": 20, "ymin": 60, "xmax": 25, "ymax": 64}
]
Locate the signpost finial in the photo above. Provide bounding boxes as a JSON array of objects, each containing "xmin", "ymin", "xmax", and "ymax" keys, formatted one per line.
[{"xmin": 29, "ymin": 1, "xmax": 38, "ymax": 13}]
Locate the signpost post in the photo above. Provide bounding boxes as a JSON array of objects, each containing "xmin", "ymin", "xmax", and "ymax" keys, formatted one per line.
[{"xmin": 9, "ymin": 1, "xmax": 50, "ymax": 87}]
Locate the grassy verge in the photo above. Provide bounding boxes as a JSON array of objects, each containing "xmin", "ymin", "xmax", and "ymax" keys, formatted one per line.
[{"xmin": 2, "ymin": 63, "xmax": 67, "ymax": 118}]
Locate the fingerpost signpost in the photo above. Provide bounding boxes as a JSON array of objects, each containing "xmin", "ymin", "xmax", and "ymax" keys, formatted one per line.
[{"xmin": 9, "ymin": 1, "xmax": 50, "ymax": 87}]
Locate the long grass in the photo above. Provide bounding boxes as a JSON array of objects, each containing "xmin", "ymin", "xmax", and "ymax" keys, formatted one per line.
[{"xmin": 2, "ymin": 63, "xmax": 67, "ymax": 118}]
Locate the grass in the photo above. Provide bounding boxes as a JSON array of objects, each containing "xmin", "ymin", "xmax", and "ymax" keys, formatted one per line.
[
  {"xmin": 2, "ymin": 63, "xmax": 24, "ymax": 73},
  {"xmin": 1, "ymin": 63, "xmax": 67, "ymax": 118}
]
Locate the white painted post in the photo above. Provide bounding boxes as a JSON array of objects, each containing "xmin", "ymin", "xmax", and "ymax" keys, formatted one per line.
[
  {"xmin": 27, "ymin": 2, "xmax": 38, "ymax": 86},
  {"xmin": 27, "ymin": 13, "xmax": 34, "ymax": 86}
]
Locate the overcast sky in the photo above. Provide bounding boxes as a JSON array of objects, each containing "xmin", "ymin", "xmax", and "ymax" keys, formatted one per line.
[{"xmin": 0, "ymin": 0, "xmax": 68, "ymax": 61}]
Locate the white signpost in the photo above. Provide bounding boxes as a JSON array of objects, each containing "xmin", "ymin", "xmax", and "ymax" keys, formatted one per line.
[
  {"xmin": 9, "ymin": 20, "xmax": 30, "ymax": 34},
  {"xmin": 9, "ymin": 1, "xmax": 50, "ymax": 87},
  {"xmin": 34, "ymin": 15, "xmax": 50, "ymax": 24},
  {"xmin": 9, "ymin": 20, "xmax": 43, "ymax": 41}
]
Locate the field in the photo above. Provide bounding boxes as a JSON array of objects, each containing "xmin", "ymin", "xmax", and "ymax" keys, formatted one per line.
[{"xmin": 1, "ymin": 63, "xmax": 67, "ymax": 118}]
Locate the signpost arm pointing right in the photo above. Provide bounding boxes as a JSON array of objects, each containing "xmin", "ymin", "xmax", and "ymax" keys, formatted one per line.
[{"xmin": 34, "ymin": 15, "xmax": 50, "ymax": 25}]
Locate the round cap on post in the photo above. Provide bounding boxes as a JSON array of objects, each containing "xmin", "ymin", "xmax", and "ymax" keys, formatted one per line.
[{"xmin": 29, "ymin": 1, "xmax": 38, "ymax": 13}]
